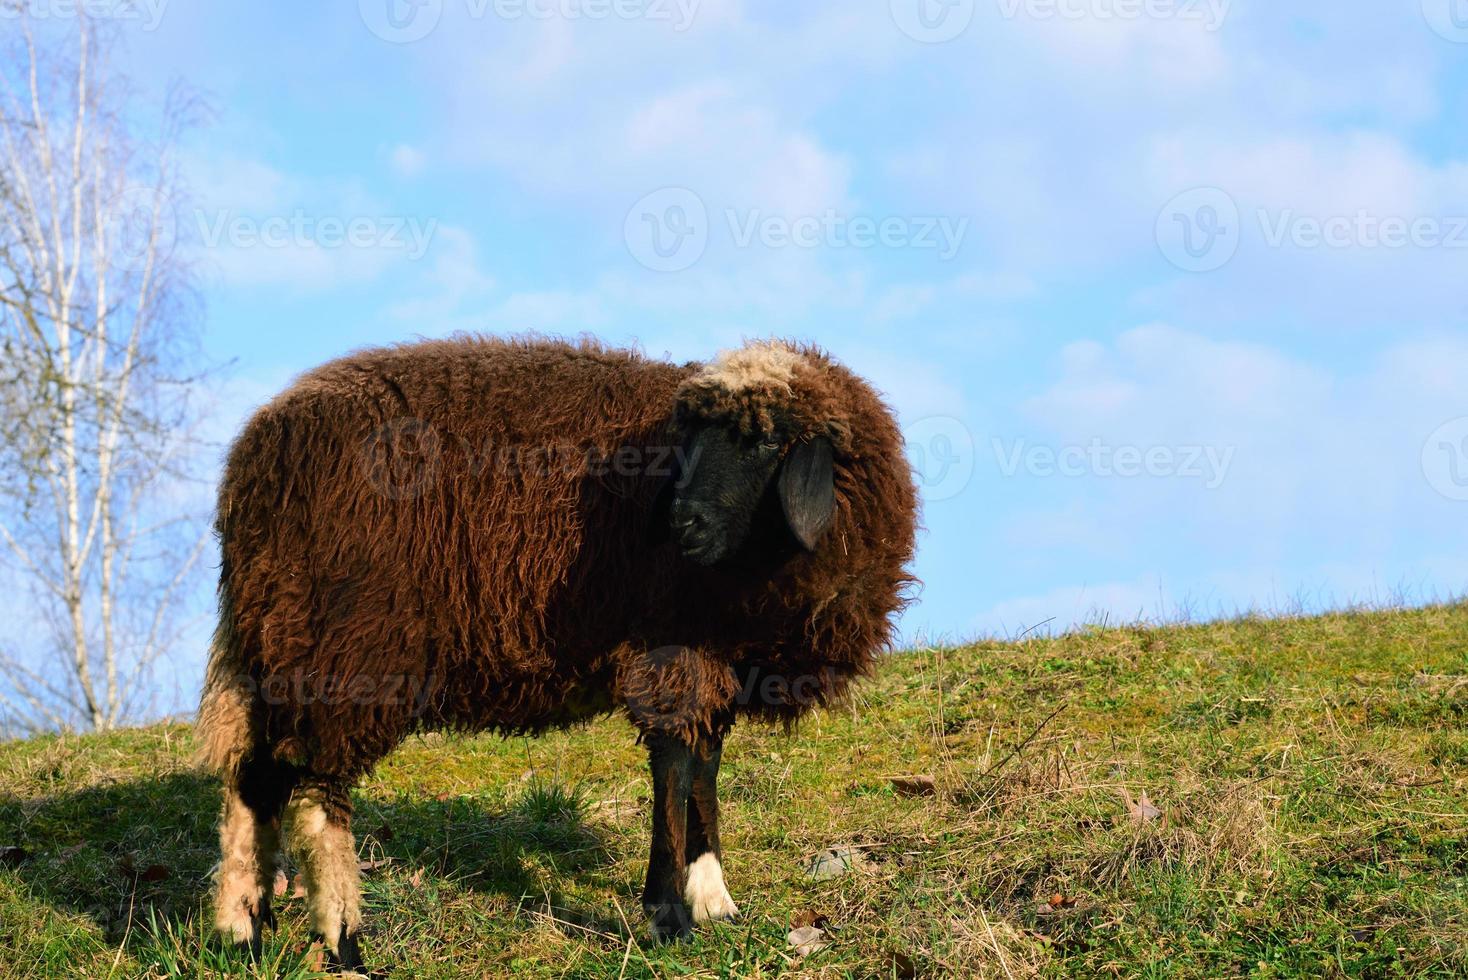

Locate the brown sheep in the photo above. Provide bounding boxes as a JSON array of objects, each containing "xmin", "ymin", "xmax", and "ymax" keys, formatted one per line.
[{"xmin": 196, "ymin": 335, "xmax": 917, "ymax": 972}]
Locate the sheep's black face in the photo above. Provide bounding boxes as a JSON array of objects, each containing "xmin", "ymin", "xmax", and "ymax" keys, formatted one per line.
[{"xmin": 665, "ymin": 421, "xmax": 836, "ymax": 566}]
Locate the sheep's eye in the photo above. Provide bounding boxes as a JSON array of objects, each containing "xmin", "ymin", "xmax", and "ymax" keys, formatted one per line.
[{"xmin": 759, "ymin": 437, "xmax": 782, "ymax": 453}]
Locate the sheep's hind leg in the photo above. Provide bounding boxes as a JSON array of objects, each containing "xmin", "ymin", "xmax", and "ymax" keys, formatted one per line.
[
  {"xmin": 284, "ymin": 779, "xmax": 367, "ymax": 975},
  {"xmin": 214, "ymin": 752, "xmax": 293, "ymax": 951}
]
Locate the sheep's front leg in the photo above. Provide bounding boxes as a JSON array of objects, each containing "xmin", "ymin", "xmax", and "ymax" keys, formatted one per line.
[
  {"xmin": 642, "ymin": 732, "xmax": 694, "ymax": 940},
  {"xmin": 684, "ymin": 733, "xmax": 738, "ymax": 922}
]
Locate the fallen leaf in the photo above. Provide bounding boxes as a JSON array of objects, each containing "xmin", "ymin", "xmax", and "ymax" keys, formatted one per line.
[
  {"xmin": 359, "ymin": 857, "xmax": 394, "ymax": 874},
  {"xmin": 791, "ymin": 909, "xmax": 830, "ymax": 930},
  {"xmin": 0, "ymin": 846, "xmax": 31, "ymax": 867},
  {"xmin": 1036, "ymin": 892, "xmax": 1077, "ymax": 915},
  {"xmin": 291, "ymin": 876, "xmax": 307, "ymax": 899},
  {"xmin": 273, "ymin": 870, "xmax": 289, "ymax": 897},
  {"xmin": 890, "ymin": 775, "xmax": 937, "ymax": 798},
  {"xmin": 804, "ymin": 846, "xmax": 867, "ymax": 881},
  {"xmin": 58, "ymin": 843, "xmax": 86, "ymax": 862},
  {"xmin": 408, "ymin": 867, "xmax": 425, "ymax": 889},
  {"xmin": 887, "ymin": 949, "xmax": 919, "ymax": 978},
  {"xmin": 787, "ymin": 925, "xmax": 829, "ymax": 957},
  {"xmin": 304, "ymin": 942, "xmax": 328, "ymax": 973},
  {"xmin": 140, "ymin": 864, "xmax": 169, "ymax": 882},
  {"xmin": 1121, "ymin": 788, "xmax": 1162, "ymax": 825}
]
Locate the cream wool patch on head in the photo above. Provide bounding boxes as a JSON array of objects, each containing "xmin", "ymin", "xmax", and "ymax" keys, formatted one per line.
[{"xmin": 695, "ymin": 341, "xmax": 805, "ymax": 393}]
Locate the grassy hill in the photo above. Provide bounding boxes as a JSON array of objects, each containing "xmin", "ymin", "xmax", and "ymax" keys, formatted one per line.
[{"xmin": 1, "ymin": 605, "xmax": 1465, "ymax": 978}]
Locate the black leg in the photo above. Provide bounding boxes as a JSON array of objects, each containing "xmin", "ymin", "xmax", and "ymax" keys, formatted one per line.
[
  {"xmin": 238, "ymin": 754, "xmax": 295, "ymax": 949},
  {"xmin": 682, "ymin": 730, "xmax": 738, "ymax": 923},
  {"xmin": 325, "ymin": 923, "xmax": 366, "ymax": 975},
  {"xmin": 641, "ymin": 732, "xmax": 694, "ymax": 941},
  {"xmin": 685, "ymin": 734, "xmax": 723, "ymax": 865}
]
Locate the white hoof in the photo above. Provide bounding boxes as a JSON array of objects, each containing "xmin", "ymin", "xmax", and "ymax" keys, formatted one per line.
[{"xmin": 684, "ymin": 852, "xmax": 739, "ymax": 923}]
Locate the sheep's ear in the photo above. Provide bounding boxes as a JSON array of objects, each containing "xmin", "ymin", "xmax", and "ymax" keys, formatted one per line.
[{"xmin": 778, "ymin": 436, "xmax": 835, "ymax": 550}]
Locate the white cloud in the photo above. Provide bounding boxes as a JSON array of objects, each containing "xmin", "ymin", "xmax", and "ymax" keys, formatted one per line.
[
  {"xmin": 386, "ymin": 225, "xmax": 496, "ymax": 324},
  {"xmin": 388, "ymin": 143, "xmax": 428, "ymax": 178}
]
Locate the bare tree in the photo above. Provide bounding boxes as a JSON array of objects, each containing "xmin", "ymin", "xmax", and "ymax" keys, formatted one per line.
[{"xmin": 0, "ymin": 14, "xmax": 207, "ymax": 734}]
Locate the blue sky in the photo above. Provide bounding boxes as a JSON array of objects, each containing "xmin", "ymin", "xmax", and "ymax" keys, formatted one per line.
[{"xmin": 94, "ymin": 0, "xmax": 1468, "ymax": 646}]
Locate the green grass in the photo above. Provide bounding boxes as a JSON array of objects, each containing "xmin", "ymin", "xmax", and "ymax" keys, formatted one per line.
[{"xmin": 2, "ymin": 604, "xmax": 1466, "ymax": 978}]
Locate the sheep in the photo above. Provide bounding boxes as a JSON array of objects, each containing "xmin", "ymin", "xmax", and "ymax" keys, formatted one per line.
[{"xmin": 195, "ymin": 335, "xmax": 917, "ymax": 973}]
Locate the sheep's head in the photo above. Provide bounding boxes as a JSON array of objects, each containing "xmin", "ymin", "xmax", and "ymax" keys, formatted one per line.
[{"xmin": 658, "ymin": 341, "xmax": 851, "ymax": 567}]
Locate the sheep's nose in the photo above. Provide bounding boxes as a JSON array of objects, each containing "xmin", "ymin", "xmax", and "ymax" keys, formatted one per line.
[{"xmin": 670, "ymin": 500, "xmax": 711, "ymax": 533}]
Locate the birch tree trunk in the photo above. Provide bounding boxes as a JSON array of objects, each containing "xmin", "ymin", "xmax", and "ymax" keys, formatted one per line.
[{"xmin": 0, "ymin": 14, "xmax": 206, "ymax": 734}]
